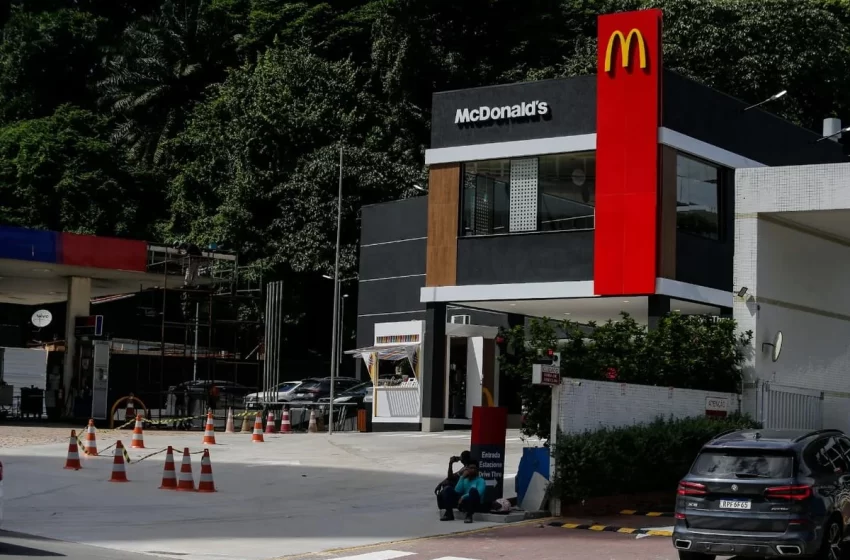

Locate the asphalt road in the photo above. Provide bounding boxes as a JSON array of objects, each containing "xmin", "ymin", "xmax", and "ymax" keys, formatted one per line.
[{"xmin": 0, "ymin": 530, "xmax": 156, "ymax": 559}]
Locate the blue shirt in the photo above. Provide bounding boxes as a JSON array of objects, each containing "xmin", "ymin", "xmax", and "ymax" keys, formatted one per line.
[{"xmin": 454, "ymin": 475, "xmax": 486, "ymax": 499}]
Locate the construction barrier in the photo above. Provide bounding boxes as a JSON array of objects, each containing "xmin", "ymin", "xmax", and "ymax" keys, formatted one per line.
[{"xmin": 109, "ymin": 395, "xmax": 150, "ymax": 428}]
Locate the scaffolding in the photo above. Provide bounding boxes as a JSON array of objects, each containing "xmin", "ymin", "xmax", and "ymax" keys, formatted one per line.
[{"xmin": 124, "ymin": 244, "xmax": 265, "ymax": 419}]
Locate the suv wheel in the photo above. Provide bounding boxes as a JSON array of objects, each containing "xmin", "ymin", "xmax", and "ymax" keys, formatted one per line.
[
  {"xmin": 677, "ymin": 552, "xmax": 715, "ymax": 560},
  {"xmin": 817, "ymin": 519, "xmax": 844, "ymax": 560}
]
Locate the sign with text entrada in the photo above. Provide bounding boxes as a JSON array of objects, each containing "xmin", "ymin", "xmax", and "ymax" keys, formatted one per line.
[
  {"xmin": 455, "ymin": 100, "xmax": 549, "ymax": 124},
  {"xmin": 471, "ymin": 406, "xmax": 508, "ymax": 504}
]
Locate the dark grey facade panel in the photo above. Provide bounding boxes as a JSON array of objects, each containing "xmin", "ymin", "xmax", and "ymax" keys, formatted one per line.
[
  {"xmin": 456, "ymin": 231, "xmax": 594, "ymax": 285},
  {"xmin": 447, "ymin": 306, "xmax": 510, "ymax": 329},
  {"xmin": 662, "ymin": 71, "xmax": 844, "ymax": 166},
  {"xmin": 356, "ymin": 275, "xmax": 426, "ymax": 316},
  {"xmin": 360, "ymin": 196, "xmax": 428, "ymax": 246},
  {"xmin": 431, "ymin": 77, "xmax": 597, "ymax": 150},
  {"xmin": 355, "ymin": 312, "xmax": 426, "ymax": 348},
  {"xmin": 359, "ymin": 238, "xmax": 426, "ymax": 281}
]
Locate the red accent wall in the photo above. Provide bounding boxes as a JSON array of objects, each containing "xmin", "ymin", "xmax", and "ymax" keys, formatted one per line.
[
  {"xmin": 594, "ymin": 9, "xmax": 662, "ymax": 295},
  {"xmin": 59, "ymin": 233, "xmax": 147, "ymax": 272}
]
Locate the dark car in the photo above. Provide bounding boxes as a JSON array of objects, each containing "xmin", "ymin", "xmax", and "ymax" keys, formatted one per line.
[
  {"xmin": 317, "ymin": 381, "xmax": 373, "ymax": 407},
  {"xmin": 673, "ymin": 428, "xmax": 850, "ymax": 560},
  {"xmin": 169, "ymin": 380, "xmax": 256, "ymax": 406},
  {"xmin": 288, "ymin": 377, "xmax": 361, "ymax": 402}
]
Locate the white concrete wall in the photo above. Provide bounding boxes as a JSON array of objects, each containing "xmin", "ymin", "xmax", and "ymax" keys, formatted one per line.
[
  {"xmin": 2, "ymin": 347, "xmax": 47, "ymax": 413},
  {"xmin": 558, "ymin": 378, "xmax": 739, "ymax": 434},
  {"xmin": 735, "ymin": 164, "xmax": 850, "ymax": 432}
]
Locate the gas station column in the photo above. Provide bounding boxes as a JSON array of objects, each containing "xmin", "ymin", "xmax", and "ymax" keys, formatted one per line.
[{"xmin": 63, "ymin": 276, "xmax": 91, "ymax": 402}]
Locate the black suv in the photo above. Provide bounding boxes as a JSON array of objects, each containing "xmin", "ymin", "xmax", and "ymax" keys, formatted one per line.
[{"xmin": 674, "ymin": 429, "xmax": 850, "ymax": 559}]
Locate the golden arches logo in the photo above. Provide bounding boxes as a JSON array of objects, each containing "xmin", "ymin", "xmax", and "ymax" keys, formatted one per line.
[{"xmin": 604, "ymin": 29, "xmax": 647, "ymax": 73}]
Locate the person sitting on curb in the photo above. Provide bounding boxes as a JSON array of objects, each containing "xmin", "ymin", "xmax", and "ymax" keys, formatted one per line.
[
  {"xmin": 434, "ymin": 450, "xmax": 472, "ymax": 497},
  {"xmin": 437, "ymin": 461, "xmax": 486, "ymax": 523}
]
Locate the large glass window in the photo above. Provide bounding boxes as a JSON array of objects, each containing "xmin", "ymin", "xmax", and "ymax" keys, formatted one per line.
[
  {"xmin": 677, "ymin": 154, "xmax": 720, "ymax": 240},
  {"xmin": 462, "ymin": 160, "xmax": 510, "ymax": 236},
  {"xmin": 460, "ymin": 153, "xmax": 596, "ymax": 236},
  {"xmin": 538, "ymin": 153, "xmax": 596, "ymax": 232}
]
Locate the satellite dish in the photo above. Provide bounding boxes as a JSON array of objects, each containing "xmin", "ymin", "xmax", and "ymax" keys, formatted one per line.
[
  {"xmin": 31, "ymin": 309, "xmax": 52, "ymax": 328},
  {"xmin": 771, "ymin": 331, "xmax": 783, "ymax": 362}
]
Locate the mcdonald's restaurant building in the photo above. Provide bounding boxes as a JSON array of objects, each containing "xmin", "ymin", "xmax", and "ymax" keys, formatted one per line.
[{"xmin": 351, "ymin": 9, "xmax": 845, "ymax": 432}]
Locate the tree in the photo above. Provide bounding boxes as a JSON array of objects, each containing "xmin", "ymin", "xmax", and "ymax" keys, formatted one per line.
[
  {"xmin": 98, "ymin": 0, "xmax": 239, "ymax": 166},
  {"xmin": 0, "ymin": 104, "xmax": 146, "ymax": 236}
]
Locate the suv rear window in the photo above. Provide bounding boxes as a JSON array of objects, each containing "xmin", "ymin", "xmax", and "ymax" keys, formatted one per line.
[{"xmin": 691, "ymin": 451, "xmax": 794, "ymax": 478}]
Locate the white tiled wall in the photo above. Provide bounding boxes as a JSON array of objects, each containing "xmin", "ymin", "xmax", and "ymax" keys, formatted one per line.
[
  {"xmin": 735, "ymin": 163, "xmax": 850, "ymax": 432},
  {"xmin": 558, "ymin": 378, "xmax": 739, "ymax": 434}
]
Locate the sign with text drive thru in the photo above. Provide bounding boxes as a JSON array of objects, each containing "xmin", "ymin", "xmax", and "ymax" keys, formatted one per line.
[
  {"xmin": 705, "ymin": 396, "xmax": 729, "ymax": 418},
  {"xmin": 471, "ymin": 406, "xmax": 508, "ymax": 505},
  {"xmin": 532, "ymin": 364, "xmax": 561, "ymax": 386}
]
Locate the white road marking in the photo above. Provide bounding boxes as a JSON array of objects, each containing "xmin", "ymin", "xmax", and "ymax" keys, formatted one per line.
[
  {"xmin": 331, "ymin": 551, "xmax": 417, "ymax": 560},
  {"xmin": 432, "ymin": 557, "xmax": 482, "ymax": 560},
  {"xmin": 439, "ymin": 435, "xmax": 468, "ymax": 439}
]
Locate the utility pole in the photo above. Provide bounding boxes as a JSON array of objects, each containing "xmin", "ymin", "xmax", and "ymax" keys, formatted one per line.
[{"xmin": 329, "ymin": 146, "xmax": 343, "ymax": 435}]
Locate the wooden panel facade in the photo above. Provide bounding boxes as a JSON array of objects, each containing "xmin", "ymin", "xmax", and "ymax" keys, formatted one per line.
[
  {"xmin": 657, "ymin": 145, "xmax": 678, "ymax": 279},
  {"xmin": 426, "ymin": 163, "xmax": 461, "ymax": 287}
]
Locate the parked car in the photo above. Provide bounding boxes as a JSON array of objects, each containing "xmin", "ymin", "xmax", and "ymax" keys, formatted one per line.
[
  {"xmin": 673, "ymin": 428, "xmax": 850, "ymax": 560},
  {"xmin": 317, "ymin": 381, "xmax": 373, "ymax": 408},
  {"xmin": 168, "ymin": 380, "xmax": 256, "ymax": 408},
  {"xmin": 288, "ymin": 377, "xmax": 361, "ymax": 403},
  {"xmin": 0, "ymin": 460, "xmax": 4, "ymax": 528},
  {"xmin": 243, "ymin": 381, "xmax": 303, "ymax": 410}
]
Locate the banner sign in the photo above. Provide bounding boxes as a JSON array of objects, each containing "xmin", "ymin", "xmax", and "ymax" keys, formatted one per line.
[
  {"xmin": 470, "ymin": 406, "xmax": 508, "ymax": 505},
  {"xmin": 532, "ymin": 364, "xmax": 561, "ymax": 386}
]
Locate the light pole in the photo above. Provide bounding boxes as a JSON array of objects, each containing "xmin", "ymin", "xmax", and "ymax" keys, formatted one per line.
[
  {"xmin": 338, "ymin": 294, "xmax": 349, "ymax": 368},
  {"xmin": 329, "ymin": 146, "xmax": 344, "ymax": 435}
]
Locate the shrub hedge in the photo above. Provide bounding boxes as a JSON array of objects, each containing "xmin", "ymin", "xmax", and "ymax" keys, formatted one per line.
[{"xmin": 552, "ymin": 414, "xmax": 761, "ymax": 503}]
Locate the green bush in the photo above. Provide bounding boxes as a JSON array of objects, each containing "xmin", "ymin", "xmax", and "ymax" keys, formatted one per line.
[{"xmin": 552, "ymin": 414, "xmax": 761, "ymax": 503}]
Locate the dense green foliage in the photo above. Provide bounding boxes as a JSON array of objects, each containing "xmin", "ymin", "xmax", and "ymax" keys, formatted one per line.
[
  {"xmin": 552, "ymin": 414, "xmax": 761, "ymax": 503},
  {"xmin": 1, "ymin": 0, "xmax": 849, "ymax": 354},
  {"xmin": 498, "ymin": 314, "xmax": 752, "ymax": 441}
]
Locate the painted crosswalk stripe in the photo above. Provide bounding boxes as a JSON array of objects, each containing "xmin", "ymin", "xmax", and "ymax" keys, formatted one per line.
[{"xmin": 331, "ymin": 550, "xmax": 417, "ymax": 560}]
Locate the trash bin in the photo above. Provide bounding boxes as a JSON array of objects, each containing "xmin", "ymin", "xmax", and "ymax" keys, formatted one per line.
[
  {"xmin": 20, "ymin": 386, "xmax": 44, "ymax": 418},
  {"xmin": 358, "ymin": 406, "xmax": 372, "ymax": 432}
]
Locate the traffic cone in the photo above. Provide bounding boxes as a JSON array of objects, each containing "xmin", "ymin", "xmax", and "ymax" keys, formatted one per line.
[
  {"xmin": 279, "ymin": 409, "xmax": 292, "ymax": 434},
  {"xmin": 265, "ymin": 411, "xmax": 275, "ymax": 434},
  {"xmin": 202, "ymin": 410, "xmax": 217, "ymax": 445},
  {"xmin": 176, "ymin": 447, "xmax": 195, "ymax": 491},
  {"xmin": 64, "ymin": 430, "xmax": 82, "ymax": 470},
  {"xmin": 124, "ymin": 395, "xmax": 135, "ymax": 423},
  {"xmin": 197, "ymin": 449, "xmax": 216, "ymax": 492},
  {"xmin": 131, "ymin": 414, "xmax": 145, "ymax": 448},
  {"xmin": 307, "ymin": 409, "xmax": 318, "ymax": 433},
  {"xmin": 159, "ymin": 446, "xmax": 177, "ymax": 490},
  {"xmin": 109, "ymin": 441, "xmax": 129, "ymax": 482},
  {"xmin": 225, "ymin": 408, "xmax": 235, "ymax": 433},
  {"xmin": 240, "ymin": 411, "xmax": 251, "ymax": 433},
  {"xmin": 251, "ymin": 413, "xmax": 264, "ymax": 443},
  {"xmin": 84, "ymin": 419, "xmax": 98, "ymax": 456}
]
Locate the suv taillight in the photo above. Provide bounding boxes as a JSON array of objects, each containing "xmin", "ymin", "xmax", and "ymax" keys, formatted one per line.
[
  {"xmin": 765, "ymin": 485, "xmax": 812, "ymax": 500},
  {"xmin": 678, "ymin": 481, "xmax": 707, "ymax": 496}
]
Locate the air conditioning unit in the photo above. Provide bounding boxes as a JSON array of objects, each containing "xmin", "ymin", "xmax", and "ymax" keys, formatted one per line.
[{"xmin": 450, "ymin": 314, "xmax": 471, "ymax": 325}]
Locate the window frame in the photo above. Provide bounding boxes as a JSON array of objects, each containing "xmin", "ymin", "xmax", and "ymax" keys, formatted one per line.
[{"xmin": 674, "ymin": 152, "xmax": 724, "ymax": 243}]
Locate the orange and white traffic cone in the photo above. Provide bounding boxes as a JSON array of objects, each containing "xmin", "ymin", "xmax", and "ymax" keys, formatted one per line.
[
  {"xmin": 279, "ymin": 409, "xmax": 292, "ymax": 434},
  {"xmin": 265, "ymin": 411, "xmax": 275, "ymax": 434},
  {"xmin": 251, "ymin": 413, "xmax": 264, "ymax": 443},
  {"xmin": 197, "ymin": 449, "xmax": 216, "ymax": 492},
  {"xmin": 202, "ymin": 410, "xmax": 216, "ymax": 445},
  {"xmin": 176, "ymin": 447, "xmax": 195, "ymax": 491},
  {"xmin": 109, "ymin": 441, "xmax": 129, "ymax": 482},
  {"xmin": 84, "ymin": 419, "xmax": 98, "ymax": 456},
  {"xmin": 225, "ymin": 408, "xmax": 235, "ymax": 433},
  {"xmin": 131, "ymin": 414, "xmax": 145, "ymax": 448},
  {"xmin": 240, "ymin": 411, "xmax": 251, "ymax": 433},
  {"xmin": 124, "ymin": 395, "xmax": 135, "ymax": 423},
  {"xmin": 64, "ymin": 430, "xmax": 82, "ymax": 470},
  {"xmin": 159, "ymin": 446, "xmax": 177, "ymax": 490},
  {"xmin": 307, "ymin": 409, "xmax": 318, "ymax": 433}
]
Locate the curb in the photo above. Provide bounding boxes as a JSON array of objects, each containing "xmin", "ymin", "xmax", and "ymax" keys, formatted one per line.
[
  {"xmin": 548, "ymin": 521, "xmax": 672, "ymax": 537},
  {"xmin": 619, "ymin": 509, "xmax": 674, "ymax": 518}
]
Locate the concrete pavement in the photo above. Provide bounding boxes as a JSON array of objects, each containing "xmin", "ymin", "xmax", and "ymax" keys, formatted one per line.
[
  {"xmin": 0, "ymin": 530, "xmax": 158, "ymax": 560},
  {"xmin": 2, "ymin": 428, "xmax": 538, "ymax": 560}
]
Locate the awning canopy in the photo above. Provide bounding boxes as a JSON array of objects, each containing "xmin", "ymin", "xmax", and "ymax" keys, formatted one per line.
[{"xmin": 345, "ymin": 344, "xmax": 417, "ymax": 361}]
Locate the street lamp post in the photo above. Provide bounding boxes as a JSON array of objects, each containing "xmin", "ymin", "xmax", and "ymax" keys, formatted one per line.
[
  {"xmin": 329, "ymin": 146, "xmax": 343, "ymax": 435},
  {"xmin": 338, "ymin": 294, "xmax": 349, "ymax": 368}
]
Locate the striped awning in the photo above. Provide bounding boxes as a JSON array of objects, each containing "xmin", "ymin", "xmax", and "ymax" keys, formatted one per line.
[{"xmin": 345, "ymin": 344, "xmax": 416, "ymax": 361}]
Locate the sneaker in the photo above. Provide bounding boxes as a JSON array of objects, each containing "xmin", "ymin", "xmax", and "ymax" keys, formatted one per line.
[
  {"xmin": 440, "ymin": 511, "xmax": 455, "ymax": 521},
  {"xmin": 464, "ymin": 512, "xmax": 474, "ymax": 524}
]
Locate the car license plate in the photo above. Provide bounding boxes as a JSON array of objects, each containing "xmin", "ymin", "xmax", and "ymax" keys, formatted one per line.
[{"xmin": 719, "ymin": 499, "xmax": 751, "ymax": 510}]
